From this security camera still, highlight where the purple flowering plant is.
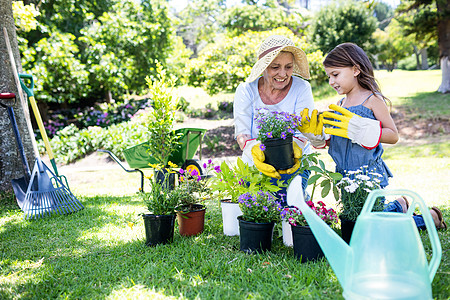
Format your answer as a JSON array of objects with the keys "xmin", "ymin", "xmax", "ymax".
[
  {"xmin": 281, "ymin": 200, "xmax": 338, "ymax": 227},
  {"xmin": 175, "ymin": 161, "xmax": 216, "ymax": 212},
  {"xmin": 254, "ymin": 108, "xmax": 301, "ymax": 147},
  {"xmin": 238, "ymin": 191, "xmax": 283, "ymax": 223}
]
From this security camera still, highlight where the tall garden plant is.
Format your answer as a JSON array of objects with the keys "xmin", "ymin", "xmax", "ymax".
[{"xmin": 144, "ymin": 63, "xmax": 181, "ymax": 166}]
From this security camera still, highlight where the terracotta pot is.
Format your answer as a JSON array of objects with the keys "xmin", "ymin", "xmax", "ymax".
[
  {"xmin": 262, "ymin": 136, "xmax": 294, "ymax": 170},
  {"xmin": 176, "ymin": 204, "xmax": 206, "ymax": 236},
  {"xmin": 220, "ymin": 199, "xmax": 242, "ymax": 236}
]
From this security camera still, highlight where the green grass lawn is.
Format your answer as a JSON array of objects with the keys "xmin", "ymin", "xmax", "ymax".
[{"xmin": 1, "ymin": 70, "xmax": 449, "ymax": 299}]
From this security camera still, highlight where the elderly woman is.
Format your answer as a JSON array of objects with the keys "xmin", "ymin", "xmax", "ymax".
[{"xmin": 234, "ymin": 35, "xmax": 315, "ymax": 200}]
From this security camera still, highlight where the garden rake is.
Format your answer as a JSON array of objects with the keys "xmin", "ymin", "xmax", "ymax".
[
  {"xmin": 4, "ymin": 27, "xmax": 83, "ymax": 219},
  {"xmin": 18, "ymin": 74, "xmax": 84, "ymax": 219}
]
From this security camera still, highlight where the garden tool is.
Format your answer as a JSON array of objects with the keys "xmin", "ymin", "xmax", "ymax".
[
  {"xmin": 19, "ymin": 73, "xmax": 70, "ymax": 189},
  {"xmin": 0, "ymin": 93, "xmax": 31, "ymax": 208},
  {"xmin": 17, "ymin": 74, "xmax": 84, "ymax": 219},
  {"xmin": 287, "ymin": 176, "xmax": 442, "ymax": 300},
  {"xmin": 322, "ymin": 104, "xmax": 381, "ymax": 149}
]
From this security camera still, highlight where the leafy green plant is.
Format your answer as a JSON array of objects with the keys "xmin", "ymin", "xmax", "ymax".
[
  {"xmin": 304, "ymin": 153, "xmax": 343, "ymax": 201},
  {"xmin": 143, "ymin": 167, "xmax": 179, "ymax": 215},
  {"xmin": 143, "ymin": 63, "xmax": 182, "ymax": 166},
  {"xmin": 210, "ymin": 158, "xmax": 284, "ymax": 203}
]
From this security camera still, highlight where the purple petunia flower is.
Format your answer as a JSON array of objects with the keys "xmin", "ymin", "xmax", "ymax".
[
  {"xmin": 260, "ymin": 144, "xmax": 266, "ymax": 151},
  {"xmin": 266, "ymin": 132, "xmax": 273, "ymax": 138},
  {"xmin": 214, "ymin": 165, "xmax": 222, "ymax": 173},
  {"xmin": 280, "ymin": 132, "xmax": 286, "ymax": 139},
  {"xmin": 203, "ymin": 163, "xmax": 207, "ymax": 169}
]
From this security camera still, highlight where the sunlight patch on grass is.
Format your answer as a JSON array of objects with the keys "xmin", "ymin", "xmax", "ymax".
[
  {"xmin": 108, "ymin": 285, "xmax": 177, "ymax": 300},
  {"xmin": 384, "ymin": 142, "xmax": 450, "ymax": 159}
]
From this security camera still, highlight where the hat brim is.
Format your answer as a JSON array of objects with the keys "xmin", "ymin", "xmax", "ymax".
[{"xmin": 246, "ymin": 45, "xmax": 310, "ymax": 83}]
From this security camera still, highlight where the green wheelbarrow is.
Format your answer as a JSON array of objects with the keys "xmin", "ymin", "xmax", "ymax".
[{"xmin": 98, "ymin": 127, "xmax": 207, "ymax": 192}]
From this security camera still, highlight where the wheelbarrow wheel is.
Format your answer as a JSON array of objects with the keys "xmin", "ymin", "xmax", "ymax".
[{"xmin": 182, "ymin": 159, "xmax": 203, "ymax": 176}]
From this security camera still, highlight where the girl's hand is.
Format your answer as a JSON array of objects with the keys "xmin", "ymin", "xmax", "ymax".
[
  {"xmin": 322, "ymin": 104, "xmax": 381, "ymax": 149},
  {"xmin": 297, "ymin": 108, "xmax": 329, "ymax": 148}
]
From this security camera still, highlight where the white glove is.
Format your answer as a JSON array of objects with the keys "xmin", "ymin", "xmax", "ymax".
[
  {"xmin": 322, "ymin": 104, "xmax": 381, "ymax": 149},
  {"xmin": 242, "ymin": 139, "xmax": 259, "ymax": 166}
]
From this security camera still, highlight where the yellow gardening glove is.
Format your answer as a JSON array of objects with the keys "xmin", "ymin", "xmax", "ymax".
[
  {"xmin": 251, "ymin": 143, "xmax": 303, "ymax": 178},
  {"xmin": 298, "ymin": 108, "xmax": 328, "ymax": 148},
  {"xmin": 298, "ymin": 108, "xmax": 324, "ymax": 135},
  {"xmin": 251, "ymin": 145, "xmax": 281, "ymax": 179},
  {"xmin": 322, "ymin": 104, "xmax": 381, "ymax": 149}
]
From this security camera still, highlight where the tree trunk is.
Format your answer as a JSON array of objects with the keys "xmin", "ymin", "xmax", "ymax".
[
  {"xmin": 437, "ymin": 0, "xmax": 450, "ymax": 93},
  {"xmin": 0, "ymin": 0, "xmax": 35, "ymax": 193},
  {"xmin": 437, "ymin": 56, "xmax": 450, "ymax": 93},
  {"xmin": 420, "ymin": 48, "xmax": 429, "ymax": 70},
  {"xmin": 413, "ymin": 45, "xmax": 421, "ymax": 70}
]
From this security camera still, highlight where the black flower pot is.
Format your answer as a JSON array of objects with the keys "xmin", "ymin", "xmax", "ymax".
[
  {"xmin": 340, "ymin": 216, "xmax": 356, "ymax": 245},
  {"xmin": 238, "ymin": 216, "xmax": 275, "ymax": 254},
  {"xmin": 263, "ymin": 136, "xmax": 294, "ymax": 170},
  {"xmin": 291, "ymin": 225, "xmax": 324, "ymax": 263},
  {"xmin": 143, "ymin": 214, "xmax": 176, "ymax": 246}
]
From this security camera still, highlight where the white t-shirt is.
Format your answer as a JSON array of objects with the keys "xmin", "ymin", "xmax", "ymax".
[{"xmin": 233, "ymin": 76, "xmax": 315, "ymax": 154}]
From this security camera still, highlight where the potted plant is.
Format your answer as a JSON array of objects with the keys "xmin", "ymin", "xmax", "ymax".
[
  {"xmin": 281, "ymin": 200, "xmax": 338, "ymax": 262},
  {"xmin": 141, "ymin": 167, "xmax": 180, "ymax": 246},
  {"xmin": 336, "ymin": 166, "xmax": 385, "ymax": 244},
  {"xmin": 210, "ymin": 158, "xmax": 284, "ymax": 236},
  {"xmin": 237, "ymin": 191, "xmax": 283, "ymax": 254},
  {"xmin": 175, "ymin": 167, "xmax": 213, "ymax": 236},
  {"xmin": 281, "ymin": 152, "xmax": 342, "ymax": 246},
  {"xmin": 254, "ymin": 108, "xmax": 301, "ymax": 170}
]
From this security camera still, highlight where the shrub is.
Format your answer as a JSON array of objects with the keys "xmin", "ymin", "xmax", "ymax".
[{"xmin": 184, "ymin": 27, "xmax": 326, "ymax": 95}]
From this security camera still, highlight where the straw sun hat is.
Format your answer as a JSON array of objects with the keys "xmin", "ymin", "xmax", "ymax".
[{"xmin": 246, "ymin": 35, "xmax": 310, "ymax": 83}]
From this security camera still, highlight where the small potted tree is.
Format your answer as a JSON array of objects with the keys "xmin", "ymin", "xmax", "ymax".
[
  {"xmin": 142, "ymin": 168, "xmax": 180, "ymax": 246},
  {"xmin": 336, "ymin": 166, "xmax": 385, "ymax": 244}
]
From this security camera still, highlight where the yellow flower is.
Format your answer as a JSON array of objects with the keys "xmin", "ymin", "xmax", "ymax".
[
  {"xmin": 167, "ymin": 161, "xmax": 178, "ymax": 168},
  {"xmin": 127, "ymin": 222, "xmax": 134, "ymax": 229}
]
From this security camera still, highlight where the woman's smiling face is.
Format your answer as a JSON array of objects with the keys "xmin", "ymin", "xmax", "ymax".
[{"xmin": 263, "ymin": 51, "xmax": 294, "ymax": 90}]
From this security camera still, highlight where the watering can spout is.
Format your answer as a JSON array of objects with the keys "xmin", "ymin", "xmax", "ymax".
[{"xmin": 287, "ymin": 176, "xmax": 352, "ymax": 287}]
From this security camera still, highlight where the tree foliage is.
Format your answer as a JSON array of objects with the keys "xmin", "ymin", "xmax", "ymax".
[
  {"xmin": 309, "ymin": 0, "xmax": 377, "ymax": 54},
  {"xmin": 184, "ymin": 27, "xmax": 326, "ymax": 95},
  {"xmin": 222, "ymin": 3, "xmax": 308, "ymax": 36},
  {"xmin": 373, "ymin": 19, "xmax": 414, "ymax": 71}
]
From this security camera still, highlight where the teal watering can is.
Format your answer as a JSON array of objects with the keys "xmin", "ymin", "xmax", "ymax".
[{"xmin": 287, "ymin": 176, "xmax": 442, "ymax": 300}]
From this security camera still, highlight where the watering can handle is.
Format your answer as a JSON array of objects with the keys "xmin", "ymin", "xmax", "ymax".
[
  {"xmin": 363, "ymin": 189, "xmax": 442, "ymax": 282},
  {"xmin": 19, "ymin": 74, "xmax": 34, "ymax": 97}
]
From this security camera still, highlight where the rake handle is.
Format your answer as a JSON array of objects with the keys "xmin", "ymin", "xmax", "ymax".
[
  {"xmin": 19, "ymin": 74, "xmax": 58, "ymax": 176},
  {"xmin": 3, "ymin": 27, "xmax": 39, "ymax": 157}
]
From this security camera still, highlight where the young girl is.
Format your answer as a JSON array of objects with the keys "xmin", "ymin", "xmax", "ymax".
[{"xmin": 299, "ymin": 43, "xmax": 446, "ymax": 230}]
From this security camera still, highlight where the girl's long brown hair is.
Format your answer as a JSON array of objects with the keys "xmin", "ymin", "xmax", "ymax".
[{"xmin": 323, "ymin": 43, "xmax": 391, "ymax": 107}]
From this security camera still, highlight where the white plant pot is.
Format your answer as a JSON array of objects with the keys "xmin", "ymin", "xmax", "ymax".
[
  {"xmin": 221, "ymin": 200, "xmax": 242, "ymax": 236},
  {"xmin": 282, "ymin": 219, "xmax": 293, "ymax": 247}
]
